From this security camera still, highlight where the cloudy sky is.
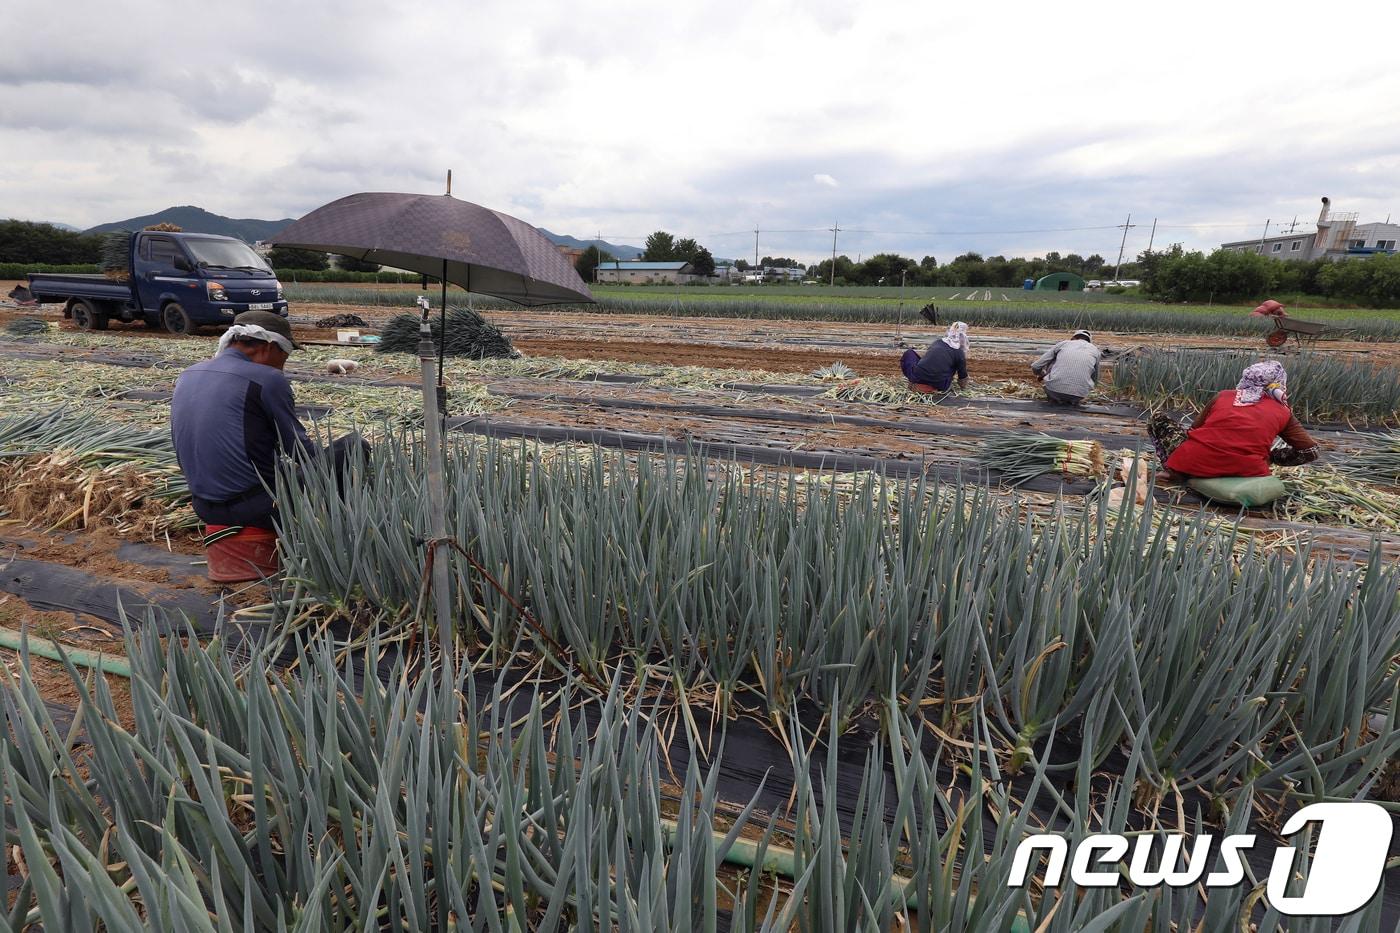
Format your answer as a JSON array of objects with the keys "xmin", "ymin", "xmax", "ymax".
[{"xmin": 4, "ymin": 0, "xmax": 1397, "ymax": 264}]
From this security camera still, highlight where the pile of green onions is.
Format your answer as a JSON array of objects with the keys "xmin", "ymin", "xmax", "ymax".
[
  {"xmin": 1341, "ymin": 429, "xmax": 1400, "ymax": 486},
  {"xmin": 1275, "ymin": 467, "xmax": 1400, "ymax": 531},
  {"xmin": 978, "ymin": 432, "xmax": 1106, "ymax": 486}
]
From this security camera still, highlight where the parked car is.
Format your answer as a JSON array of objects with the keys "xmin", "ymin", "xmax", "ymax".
[{"xmin": 26, "ymin": 231, "xmax": 288, "ymax": 334}]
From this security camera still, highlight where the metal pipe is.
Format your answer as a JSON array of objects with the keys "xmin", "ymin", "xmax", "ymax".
[
  {"xmin": 438, "ymin": 258, "xmax": 448, "ymax": 389},
  {"xmin": 417, "ymin": 295, "xmax": 454, "ymax": 664}
]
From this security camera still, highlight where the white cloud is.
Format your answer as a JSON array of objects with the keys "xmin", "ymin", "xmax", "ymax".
[{"xmin": 2, "ymin": 0, "xmax": 1397, "ymax": 264}]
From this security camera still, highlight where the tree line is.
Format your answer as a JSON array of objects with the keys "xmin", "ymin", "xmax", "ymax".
[
  {"xmin": 1138, "ymin": 246, "xmax": 1400, "ymax": 307},
  {"xmin": 7, "ymin": 218, "xmax": 1396, "ymax": 305},
  {"xmin": 0, "ymin": 220, "xmax": 103, "ymax": 264},
  {"xmin": 805, "ymin": 251, "xmax": 1119, "ymax": 288}
]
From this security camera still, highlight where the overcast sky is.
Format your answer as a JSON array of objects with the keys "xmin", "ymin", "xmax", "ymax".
[{"xmin": 4, "ymin": 0, "xmax": 1397, "ymax": 264}]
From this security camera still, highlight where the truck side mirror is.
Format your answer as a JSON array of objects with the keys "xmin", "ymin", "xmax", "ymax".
[{"xmin": 174, "ymin": 256, "xmax": 192, "ymax": 272}]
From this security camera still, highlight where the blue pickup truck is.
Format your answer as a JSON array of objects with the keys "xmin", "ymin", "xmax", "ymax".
[{"xmin": 26, "ymin": 231, "xmax": 289, "ymax": 334}]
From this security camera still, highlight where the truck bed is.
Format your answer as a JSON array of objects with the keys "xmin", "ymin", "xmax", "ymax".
[{"xmin": 26, "ymin": 273, "xmax": 134, "ymax": 304}]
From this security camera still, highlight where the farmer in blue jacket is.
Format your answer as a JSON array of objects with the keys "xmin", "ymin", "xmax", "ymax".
[
  {"xmin": 901, "ymin": 322, "xmax": 970, "ymax": 392},
  {"xmin": 171, "ymin": 311, "xmax": 366, "ymax": 531}
]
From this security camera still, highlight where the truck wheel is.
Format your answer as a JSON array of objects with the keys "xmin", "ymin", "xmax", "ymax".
[
  {"xmin": 71, "ymin": 298, "xmax": 109, "ymax": 331},
  {"xmin": 162, "ymin": 302, "xmax": 196, "ymax": 335}
]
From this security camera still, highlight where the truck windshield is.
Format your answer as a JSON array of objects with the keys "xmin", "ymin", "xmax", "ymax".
[{"xmin": 184, "ymin": 238, "xmax": 273, "ymax": 274}]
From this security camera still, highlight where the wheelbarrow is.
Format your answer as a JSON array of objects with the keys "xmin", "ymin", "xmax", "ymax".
[
  {"xmin": 1250, "ymin": 300, "xmax": 1326, "ymax": 350},
  {"xmin": 1265, "ymin": 315, "xmax": 1327, "ymax": 349}
]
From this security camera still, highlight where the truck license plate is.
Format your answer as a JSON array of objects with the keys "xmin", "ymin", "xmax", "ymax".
[{"xmin": 248, "ymin": 302, "xmax": 274, "ymax": 311}]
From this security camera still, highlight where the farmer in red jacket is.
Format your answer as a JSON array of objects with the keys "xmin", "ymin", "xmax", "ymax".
[{"xmin": 1148, "ymin": 360, "xmax": 1320, "ymax": 478}]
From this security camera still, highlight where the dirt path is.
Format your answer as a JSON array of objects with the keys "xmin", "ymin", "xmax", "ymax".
[{"xmin": 512, "ymin": 337, "xmax": 1037, "ymax": 381}]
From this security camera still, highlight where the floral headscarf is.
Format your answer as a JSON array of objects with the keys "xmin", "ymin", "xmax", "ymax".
[
  {"xmin": 941, "ymin": 321, "xmax": 969, "ymax": 351},
  {"xmin": 1233, "ymin": 360, "xmax": 1288, "ymax": 407}
]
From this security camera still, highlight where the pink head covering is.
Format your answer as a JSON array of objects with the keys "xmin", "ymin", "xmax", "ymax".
[{"xmin": 1251, "ymin": 300, "xmax": 1286, "ymax": 318}]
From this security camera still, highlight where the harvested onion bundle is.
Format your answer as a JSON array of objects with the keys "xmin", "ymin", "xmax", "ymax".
[{"xmin": 978, "ymin": 432, "xmax": 1106, "ymax": 487}]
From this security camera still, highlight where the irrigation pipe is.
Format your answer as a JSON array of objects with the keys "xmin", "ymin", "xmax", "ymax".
[
  {"xmin": 0, "ymin": 626, "xmax": 1030, "ymax": 928},
  {"xmin": 0, "ymin": 626, "xmax": 133, "ymax": 678},
  {"xmin": 659, "ymin": 814, "xmax": 1033, "ymax": 929}
]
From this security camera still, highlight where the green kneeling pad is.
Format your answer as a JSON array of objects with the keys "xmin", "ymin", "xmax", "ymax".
[{"xmin": 1187, "ymin": 475, "xmax": 1287, "ymax": 507}]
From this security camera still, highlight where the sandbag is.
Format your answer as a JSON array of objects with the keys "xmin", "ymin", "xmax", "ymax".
[{"xmin": 1188, "ymin": 475, "xmax": 1287, "ymax": 507}]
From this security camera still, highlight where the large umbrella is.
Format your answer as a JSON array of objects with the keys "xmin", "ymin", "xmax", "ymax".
[
  {"xmin": 271, "ymin": 191, "xmax": 595, "ymax": 654},
  {"xmin": 271, "ymin": 191, "xmax": 593, "ymax": 307}
]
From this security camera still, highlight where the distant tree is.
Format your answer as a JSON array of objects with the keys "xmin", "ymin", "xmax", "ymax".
[
  {"xmin": 643, "ymin": 231, "xmax": 679, "ymax": 261},
  {"xmin": 687, "ymin": 246, "xmax": 716, "ymax": 277},
  {"xmin": 267, "ymin": 247, "xmax": 329, "ymax": 271},
  {"xmin": 651, "ymin": 234, "xmax": 716, "ymax": 275},
  {"xmin": 575, "ymin": 245, "xmax": 615, "ymax": 282},
  {"xmin": 809, "ymin": 255, "xmax": 857, "ymax": 285},
  {"xmin": 734, "ymin": 259, "xmax": 751, "ymax": 271},
  {"xmin": 337, "ymin": 255, "xmax": 380, "ymax": 273},
  {"xmin": 941, "ymin": 252, "xmax": 989, "ymax": 287},
  {"xmin": 0, "ymin": 220, "xmax": 103, "ymax": 265},
  {"xmin": 1082, "ymin": 254, "xmax": 1106, "ymax": 276},
  {"xmin": 760, "ymin": 256, "xmax": 802, "ymax": 269},
  {"xmin": 855, "ymin": 253, "xmax": 917, "ymax": 286}
]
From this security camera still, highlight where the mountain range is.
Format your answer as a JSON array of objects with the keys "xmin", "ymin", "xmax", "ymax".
[
  {"xmin": 78, "ymin": 206, "xmax": 645, "ymax": 259},
  {"xmin": 85, "ymin": 206, "xmax": 295, "ymax": 244}
]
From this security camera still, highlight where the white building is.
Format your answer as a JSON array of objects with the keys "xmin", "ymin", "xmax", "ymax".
[
  {"xmin": 1221, "ymin": 198, "xmax": 1399, "ymax": 261},
  {"xmin": 594, "ymin": 261, "xmax": 698, "ymax": 284}
]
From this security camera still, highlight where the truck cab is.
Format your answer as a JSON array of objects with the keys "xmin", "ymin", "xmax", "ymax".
[
  {"xmin": 27, "ymin": 231, "xmax": 289, "ymax": 334},
  {"xmin": 132, "ymin": 233, "xmax": 288, "ymax": 334}
]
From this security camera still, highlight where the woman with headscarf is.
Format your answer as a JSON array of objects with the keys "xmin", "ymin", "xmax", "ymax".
[
  {"xmin": 1147, "ymin": 360, "xmax": 1320, "ymax": 478},
  {"xmin": 901, "ymin": 321, "xmax": 970, "ymax": 392}
]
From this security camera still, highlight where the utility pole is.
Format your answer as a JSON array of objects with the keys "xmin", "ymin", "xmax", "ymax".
[
  {"xmin": 896, "ymin": 269, "xmax": 907, "ymax": 346},
  {"xmin": 1257, "ymin": 219, "xmax": 1270, "ymax": 253},
  {"xmin": 753, "ymin": 226, "xmax": 760, "ymax": 273},
  {"xmin": 1113, "ymin": 214, "xmax": 1136, "ymax": 283},
  {"xmin": 1146, "ymin": 217, "xmax": 1157, "ymax": 253},
  {"xmin": 829, "ymin": 220, "xmax": 841, "ymax": 287},
  {"xmin": 1284, "ymin": 215, "xmax": 1299, "ymax": 234}
]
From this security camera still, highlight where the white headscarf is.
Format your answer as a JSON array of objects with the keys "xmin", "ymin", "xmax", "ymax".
[
  {"xmin": 941, "ymin": 321, "xmax": 969, "ymax": 351},
  {"xmin": 217, "ymin": 323, "xmax": 295, "ymax": 357}
]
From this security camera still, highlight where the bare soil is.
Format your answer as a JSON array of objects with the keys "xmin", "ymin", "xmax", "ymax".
[
  {"xmin": 509, "ymin": 336, "xmax": 1059, "ymax": 384},
  {"xmin": 0, "ymin": 646, "xmax": 136, "ymax": 732},
  {"xmin": 9, "ymin": 294, "xmax": 1398, "ymax": 370}
]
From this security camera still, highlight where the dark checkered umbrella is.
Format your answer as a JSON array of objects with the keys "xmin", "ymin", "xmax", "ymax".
[
  {"xmin": 270, "ymin": 191, "xmax": 593, "ymax": 307},
  {"xmin": 271, "ymin": 192, "xmax": 594, "ymax": 647}
]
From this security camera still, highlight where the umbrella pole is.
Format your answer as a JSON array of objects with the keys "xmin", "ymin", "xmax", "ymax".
[
  {"xmin": 416, "ymin": 296, "xmax": 455, "ymax": 667},
  {"xmin": 438, "ymin": 259, "xmax": 448, "ymax": 391}
]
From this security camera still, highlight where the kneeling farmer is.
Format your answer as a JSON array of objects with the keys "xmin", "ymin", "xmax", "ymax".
[
  {"xmin": 1030, "ymin": 330, "xmax": 1101, "ymax": 405},
  {"xmin": 1148, "ymin": 361, "xmax": 1320, "ymax": 506},
  {"xmin": 901, "ymin": 322, "xmax": 970, "ymax": 392},
  {"xmin": 171, "ymin": 311, "xmax": 364, "ymax": 578}
]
